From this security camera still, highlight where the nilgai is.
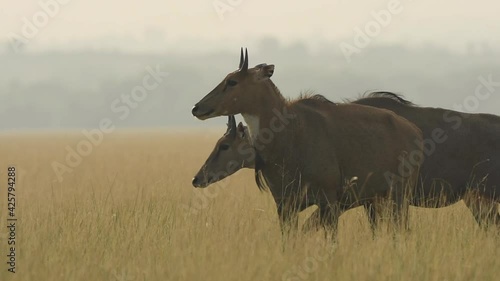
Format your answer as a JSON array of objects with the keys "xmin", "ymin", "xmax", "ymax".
[
  {"xmin": 191, "ymin": 49, "xmax": 424, "ymax": 234},
  {"xmin": 355, "ymin": 92, "xmax": 500, "ymax": 227},
  {"xmin": 192, "ymin": 115, "xmax": 254, "ymax": 188}
]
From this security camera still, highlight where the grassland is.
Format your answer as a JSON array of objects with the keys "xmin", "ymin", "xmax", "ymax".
[{"xmin": 0, "ymin": 130, "xmax": 498, "ymax": 281}]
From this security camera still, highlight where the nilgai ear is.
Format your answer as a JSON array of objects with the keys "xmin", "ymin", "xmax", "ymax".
[
  {"xmin": 237, "ymin": 122, "xmax": 246, "ymax": 138},
  {"xmin": 257, "ymin": 64, "xmax": 274, "ymax": 80}
]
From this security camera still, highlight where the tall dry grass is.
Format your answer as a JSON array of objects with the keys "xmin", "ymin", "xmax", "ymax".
[{"xmin": 0, "ymin": 130, "xmax": 498, "ymax": 281}]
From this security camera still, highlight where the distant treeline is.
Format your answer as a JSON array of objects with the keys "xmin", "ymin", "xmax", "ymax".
[{"xmin": 1, "ymin": 39, "xmax": 499, "ymax": 130}]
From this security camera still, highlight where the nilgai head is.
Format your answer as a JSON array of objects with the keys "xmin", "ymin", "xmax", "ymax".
[
  {"xmin": 192, "ymin": 116, "xmax": 255, "ymax": 188},
  {"xmin": 191, "ymin": 48, "xmax": 275, "ymax": 119}
]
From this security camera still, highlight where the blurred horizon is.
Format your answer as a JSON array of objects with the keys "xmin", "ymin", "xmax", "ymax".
[{"xmin": 1, "ymin": 0, "xmax": 500, "ymax": 131}]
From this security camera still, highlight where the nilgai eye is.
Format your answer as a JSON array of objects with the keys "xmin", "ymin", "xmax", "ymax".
[
  {"xmin": 226, "ymin": 80, "xmax": 238, "ymax": 86},
  {"xmin": 220, "ymin": 144, "xmax": 230, "ymax": 151}
]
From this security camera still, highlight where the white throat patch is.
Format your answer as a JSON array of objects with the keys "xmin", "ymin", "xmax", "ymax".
[{"xmin": 242, "ymin": 114, "xmax": 259, "ymax": 144}]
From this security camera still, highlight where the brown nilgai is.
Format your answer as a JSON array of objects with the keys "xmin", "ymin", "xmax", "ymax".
[{"xmin": 191, "ymin": 48, "xmax": 424, "ymax": 236}]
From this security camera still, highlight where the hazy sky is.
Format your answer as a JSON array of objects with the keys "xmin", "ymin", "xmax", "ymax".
[
  {"xmin": 1, "ymin": 1, "xmax": 500, "ymax": 130},
  {"xmin": 2, "ymin": 0, "xmax": 500, "ymax": 53}
]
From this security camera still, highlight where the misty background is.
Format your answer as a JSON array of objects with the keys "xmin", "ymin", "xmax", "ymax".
[{"xmin": 1, "ymin": 0, "xmax": 500, "ymax": 131}]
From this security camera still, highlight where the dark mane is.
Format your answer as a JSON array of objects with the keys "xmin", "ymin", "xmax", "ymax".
[
  {"xmin": 254, "ymin": 152, "xmax": 269, "ymax": 191},
  {"xmin": 290, "ymin": 91, "xmax": 336, "ymax": 105},
  {"xmin": 364, "ymin": 91, "xmax": 416, "ymax": 106}
]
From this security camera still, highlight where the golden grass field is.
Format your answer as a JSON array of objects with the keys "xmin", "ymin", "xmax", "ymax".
[{"xmin": 0, "ymin": 130, "xmax": 499, "ymax": 281}]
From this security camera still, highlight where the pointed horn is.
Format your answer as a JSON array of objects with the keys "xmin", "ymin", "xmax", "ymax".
[
  {"xmin": 239, "ymin": 48, "xmax": 244, "ymax": 69},
  {"xmin": 226, "ymin": 115, "xmax": 236, "ymax": 136},
  {"xmin": 242, "ymin": 48, "xmax": 248, "ymax": 71}
]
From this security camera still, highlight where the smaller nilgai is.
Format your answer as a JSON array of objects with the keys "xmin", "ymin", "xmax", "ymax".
[
  {"xmin": 192, "ymin": 115, "xmax": 254, "ymax": 188},
  {"xmin": 192, "ymin": 48, "xmax": 424, "ymax": 234},
  {"xmin": 192, "ymin": 115, "xmax": 324, "ymax": 232}
]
